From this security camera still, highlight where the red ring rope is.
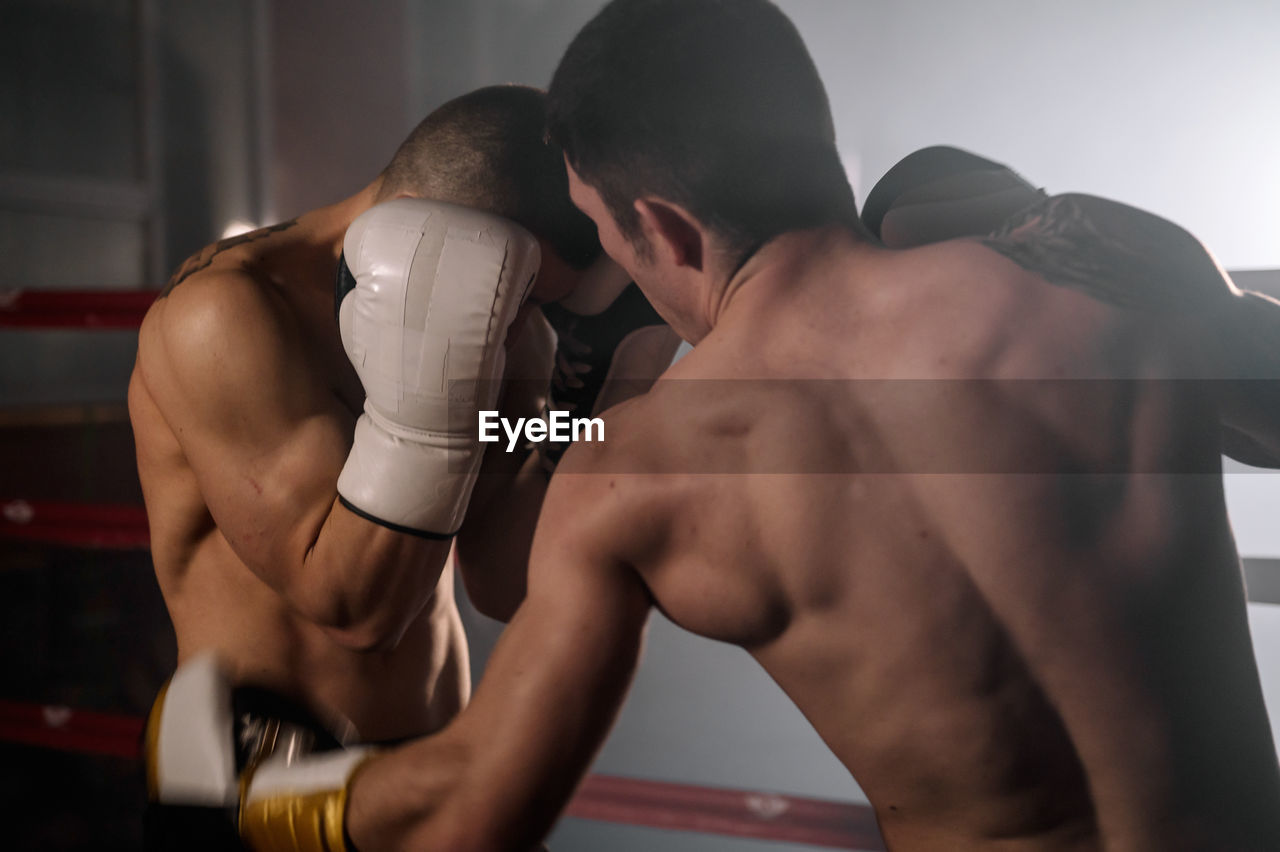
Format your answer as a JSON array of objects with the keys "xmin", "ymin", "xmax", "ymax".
[
  {"xmin": 568, "ymin": 773, "xmax": 883, "ymax": 849},
  {"xmin": 0, "ymin": 699, "xmax": 883, "ymax": 849},
  {"xmin": 0, "ymin": 700, "xmax": 145, "ymax": 760},
  {"xmin": 0, "ymin": 289, "xmax": 157, "ymax": 329},
  {"xmin": 1, "ymin": 500, "xmax": 150, "ymax": 549}
]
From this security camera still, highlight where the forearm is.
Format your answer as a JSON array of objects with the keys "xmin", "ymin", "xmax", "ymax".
[
  {"xmin": 454, "ymin": 312, "xmax": 556, "ymax": 620},
  {"xmin": 455, "ymin": 452, "xmax": 548, "ymax": 621},
  {"xmin": 347, "ymin": 588, "xmax": 647, "ymax": 850},
  {"xmin": 1214, "ymin": 291, "xmax": 1280, "ymax": 467}
]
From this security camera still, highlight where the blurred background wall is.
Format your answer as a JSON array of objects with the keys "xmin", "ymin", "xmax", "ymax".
[{"xmin": 1, "ymin": 1, "xmax": 1277, "ymax": 849}]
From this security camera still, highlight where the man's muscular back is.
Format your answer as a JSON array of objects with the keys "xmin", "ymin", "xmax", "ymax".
[
  {"xmin": 599, "ymin": 233, "xmax": 1280, "ymax": 850},
  {"xmin": 129, "ymin": 202, "xmax": 466, "ymax": 742}
]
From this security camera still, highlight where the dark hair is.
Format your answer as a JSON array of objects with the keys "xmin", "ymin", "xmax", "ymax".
[
  {"xmin": 380, "ymin": 85, "xmax": 601, "ymax": 269},
  {"xmin": 548, "ymin": 0, "xmax": 857, "ymax": 265}
]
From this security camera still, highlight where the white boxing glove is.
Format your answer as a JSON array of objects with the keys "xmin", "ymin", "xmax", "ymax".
[
  {"xmin": 144, "ymin": 654, "xmax": 374, "ymax": 852},
  {"xmin": 337, "ymin": 198, "xmax": 540, "ymax": 537},
  {"xmin": 145, "ymin": 653, "xmax": 239, "ymax": 808}
]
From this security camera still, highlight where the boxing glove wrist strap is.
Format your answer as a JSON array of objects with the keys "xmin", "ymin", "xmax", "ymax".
[{"xmin": 239, "ymin": 748, "xmax": 376, "ymax": 852}]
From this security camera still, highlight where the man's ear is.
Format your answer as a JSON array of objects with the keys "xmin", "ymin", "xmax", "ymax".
[{"xmin": 634, "ymin": 198, "xmax": 704, "ymax": 272}]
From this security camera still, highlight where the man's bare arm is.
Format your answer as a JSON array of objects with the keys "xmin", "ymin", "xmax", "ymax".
[
  {"xmin": 453, "ymin": 312, "xmax": 554, "ymax": 621},
  {"xmin": 345, "ymin": 452, "xmax": 652, "ymax": 850},
  {"xmin": 1215, "ymin": 290, "xmax": 1280, "ymax": 465},
  {"xmin": 980, "ymin": 193, "xmax": 1233, "ymax": 312},
  {"xmin": 137, "ymin": 271, "xmax": 451, "ymax": 649},
  {"xmin": 454, "ymin": 450, "xmax": 548, "ymax": 621},
  {"xmin": 981, "ymin": 193, "xmax": 1280, "ymax": 467}
]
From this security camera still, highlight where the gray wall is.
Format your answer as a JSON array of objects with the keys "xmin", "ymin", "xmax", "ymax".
[
  {"xmin": 1, "ymin": 0, "xmax": 258, "ymax": 409},
  {"xmin": 783, "ymin": 0, "xmax": 1280, "ymax": 271},
  {"xmin": 270, "ymin": 0, "xmax": 412, "ymax": 218}
]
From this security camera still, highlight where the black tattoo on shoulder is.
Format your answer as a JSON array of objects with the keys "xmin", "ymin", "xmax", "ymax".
[
  {"xmin": 980, "ymin": 194, "xmax": 1174, "ymax": 311},
  {"xmin": 160, "ymin": 219, "xmax": 299, "ymax": 297}
]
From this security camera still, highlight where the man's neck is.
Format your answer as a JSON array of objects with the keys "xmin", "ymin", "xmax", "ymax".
[
  {"xmin": 706, "ymin": 225, "xmax": 868, "ymax": 333},
  {"xmin": 241, "ymin": 181, "xmax": 382, "ymax": 307},
  {"xmin": 312, "ymin": 179, "xmax": 384, "ymax": 262}
]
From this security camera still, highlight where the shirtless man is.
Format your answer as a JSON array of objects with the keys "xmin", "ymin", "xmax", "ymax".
[
  {"xmin": 129, "ymin": 85, "xmax": 609, "ymax": 846},
  {"xmin": 207, "ymin": 3, "xmax": 1280, "ymax": 850}
]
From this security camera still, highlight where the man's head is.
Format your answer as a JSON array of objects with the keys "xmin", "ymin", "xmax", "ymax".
[
  {"xmin": 379, "ymin": 84, "xmax": 601, "ymax": 302},
  {"xmin": 548, "ymin": 0, "xmax": 856, "ymax": 286}
]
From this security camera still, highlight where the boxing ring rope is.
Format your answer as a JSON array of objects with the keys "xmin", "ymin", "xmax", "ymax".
[
  {"xmin": 2, "ymin": 289, "xmax": 885, "ymax": 847},
  {"xmin": 0, "ymin": 696, "xmax": 883, "ymax": 849},
  {"xmin": 0, "ymin": 699, "xmax": 146, "ymax": 761},
  {"xmin": 567, "ymin": 775, "xmax": 883, "ymax": 848},
  {"xmin": 0, "ymin": 289, "xmax": 157, "ymax": 329},
  {"xmin": 1, "ymin": 500, "xmax": 150, "ymax": 549}
]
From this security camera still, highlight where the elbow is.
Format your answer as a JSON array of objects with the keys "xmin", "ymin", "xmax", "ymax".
[
  {"xmin": 406, "ymin": 825, "xmax": 487, "ymax": 852},
  {"xmin": 403, "ymin": 812, "xmax": 531, "ymax": 852}
]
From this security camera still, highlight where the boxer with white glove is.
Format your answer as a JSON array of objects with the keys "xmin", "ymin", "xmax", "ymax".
[
  {"xmin": 131, "ymin": 85, "xmax": 605, "ymax": 850},
  {"xmin": 335, "ymin": 198, "xmax": 540, "ymax": 537},
  {"xmin": 144, "ymin": 199, "xmax": 544, "ymax": 852}
]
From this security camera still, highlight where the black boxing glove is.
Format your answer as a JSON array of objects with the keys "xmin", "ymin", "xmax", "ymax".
[{"xmin": 862, "ymin": 145, "xmax": 1046, "ymax": 248}]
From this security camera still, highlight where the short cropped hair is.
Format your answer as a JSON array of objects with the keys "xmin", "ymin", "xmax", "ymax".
[
  {"xmin": 547, "ymin": 0, "xmax": 857, "ymax": 265},
  {"xmin": 380, "ymin": 85, "xmax": 601, "ymax": 269}
]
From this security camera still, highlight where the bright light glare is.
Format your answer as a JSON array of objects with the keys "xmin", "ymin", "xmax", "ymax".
[{"xmin": 221, "ymin": 219, "xmax": 258, "ymax": 239}]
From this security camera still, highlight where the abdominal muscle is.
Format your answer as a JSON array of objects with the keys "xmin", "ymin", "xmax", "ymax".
[{"xmin": 160, "ymin": 530, "xmax": 468, "ymax": 744}]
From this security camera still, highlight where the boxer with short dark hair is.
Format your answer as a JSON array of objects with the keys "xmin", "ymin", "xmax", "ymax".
[
  {"xmin": 204, "ymin": 3, "xmax": 1280, "ymax": 850},
  {"xmin": 544, "ymin": 0, "xmax": 861, "ymax": 271}
]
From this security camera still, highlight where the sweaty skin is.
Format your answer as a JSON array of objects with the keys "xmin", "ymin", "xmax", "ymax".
[
  {"xmin": 345, "ymin": 174, "xmax": 1280, "ymax": 850},
  {"xmin": 130, "ymin": 181, "xmax": 559, "ymax": 741}
]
